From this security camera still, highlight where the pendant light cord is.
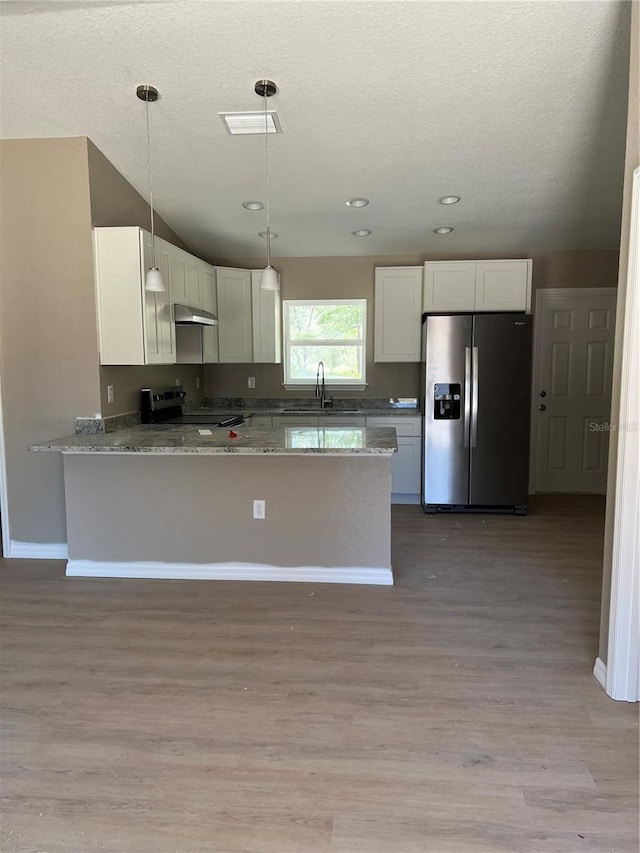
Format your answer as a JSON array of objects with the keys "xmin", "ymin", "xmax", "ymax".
[
  {"xmin": 263, "ymin": 82, "xmax": 272, "ymax": 267},
  {"xmin": 145, "ymin": 96, "xmax": 157, "ymax": 269}
]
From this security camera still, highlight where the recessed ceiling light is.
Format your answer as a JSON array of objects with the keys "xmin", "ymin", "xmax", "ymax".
[
  {"xmin": 346, "ymin": 198, "xmax": 370, "ymax": 208},
  {"xmin": 433, "ymin": 226, "xmax": 454, "ymax": 234},
  {"xmin": 242, "ymin": 201, "xmax": 264, "ymax": 210},
  {"xmin": 220, "ymin": 111, "xmax": 282, "ymax": 135},
  {"xmin": 438, "ymin": 195, "xmax": 461, "ymax": 205},
  {"xmin": 258, "ymin": 230, "xmax": 278, "ymax": 239},
  {"xmin": 351, "ymin": 229, "xmax": 372, "ymax": 237}
]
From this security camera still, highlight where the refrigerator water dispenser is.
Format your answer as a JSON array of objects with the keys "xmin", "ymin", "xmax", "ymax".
[{"xmin": 434, "ymin": 383, "xmax": 461, "ymax": 420}]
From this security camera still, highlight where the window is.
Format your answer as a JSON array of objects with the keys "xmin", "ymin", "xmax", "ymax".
[{"xmin": 283, "ymin": 299, "xmax": 367, "ymax": 387}]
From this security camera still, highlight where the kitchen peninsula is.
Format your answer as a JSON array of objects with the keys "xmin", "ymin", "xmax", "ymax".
[{"xmin": 31, "ymin": 424, "xmax": 397, "ymax": 585}]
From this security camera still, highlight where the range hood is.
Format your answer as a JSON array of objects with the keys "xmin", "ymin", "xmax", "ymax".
[{"xmin": 173, "ymin": 303, "xmax": 219, "ymax": 326}]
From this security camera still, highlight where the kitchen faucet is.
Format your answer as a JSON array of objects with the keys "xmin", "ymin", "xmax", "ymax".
[{"xmin": 315, "ymin": 360, "xmax": 332, "ymax": 409}]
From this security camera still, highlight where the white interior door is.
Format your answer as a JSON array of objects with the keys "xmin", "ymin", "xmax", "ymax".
[{"xmin": 532, "ymin": 288, "xmax": 617, "ymax": 493}]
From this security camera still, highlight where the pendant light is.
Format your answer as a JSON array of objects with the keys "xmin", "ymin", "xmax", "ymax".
[
  {"xmin": 136, "ymin": 84, "xmax": 165, "ymax": 292},
  {"xmin": 255, "ymin": 79, "xmax": 279, "ymax": 292}
]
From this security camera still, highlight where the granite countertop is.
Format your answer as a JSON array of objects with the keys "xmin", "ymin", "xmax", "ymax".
[
  {"xmin": 255, "ymin": 408, "xmax": 421, "ymax": 417},
  {"xmin": 31, "ymin": 424, "xmax": 398, "ymax": 455},
  {"xmin": 195, "ymin": 407, "xmax": 422, "ymax": 418}
]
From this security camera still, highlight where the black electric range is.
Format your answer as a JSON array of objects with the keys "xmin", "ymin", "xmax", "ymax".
[{"xmin": 141, "ymin": 386, "xmax": 246, "ymax": 428}]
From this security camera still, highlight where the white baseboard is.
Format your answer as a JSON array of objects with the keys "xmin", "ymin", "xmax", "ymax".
[
  {"xmin": 66, "ymin": 560, "xmax": 394, "ymax": 586},
  {"xmin": 9, "ymin": 541, "xmax": 68, "ymax": 560},
  {"xmin": 593, "ymin": 656, "xmax": 607, "ymax": 689}
]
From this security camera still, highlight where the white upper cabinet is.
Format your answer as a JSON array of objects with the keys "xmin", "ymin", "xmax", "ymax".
[
  {"xmin": 374, "ymin": 267, "xmax": 423, "ymax": 362},
  {"xmin": 216, "ymin": 267, "xmax": 253, "ymax": 363},
  {"xmin": 175, "ymin": 262, "xmax": 219, "ymax": 364},
  {"xmin": 251, "ymin": 270, "xmax": 281, "ymax": 364},
  {"xmin": 474, "ymin": 261, "xmax": 531, "ymax": 312},
  {"xmin": 185, "ymin": 256, "xmax": 203, "ymax": 308},
  {"xmin": 424, "ymin": 260, "xmax": 532, "ymax": 313},
  {"xmin": 423, "ymin": 262, "xmax": 476, "ymax": 313},
  {"xmin": 94, "ymin": 226, "xmax": 176, "ymax": 365}
]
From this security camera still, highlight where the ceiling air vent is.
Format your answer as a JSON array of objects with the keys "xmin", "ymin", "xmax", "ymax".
[{"xmin": 219, "ymin": 111, "xmax": 282, "ymax": 135}]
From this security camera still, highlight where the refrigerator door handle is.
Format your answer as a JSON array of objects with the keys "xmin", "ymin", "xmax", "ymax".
[
  {"xmin": 471, "ymin": 346, "xmax": 479, "ymax": 448},
  {"xmin": 464, "ymin": 346, "xmax": 472, "ymax": 448}
]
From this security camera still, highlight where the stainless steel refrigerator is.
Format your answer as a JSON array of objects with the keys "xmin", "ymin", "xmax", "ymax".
[{"xmin": 422, "ymin": 314, "xmax": 532, "ymax": 514}]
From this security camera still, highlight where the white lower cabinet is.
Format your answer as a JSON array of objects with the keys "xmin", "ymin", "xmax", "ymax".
[
  {"xmin": 366, "ymin": 416, "xmax": 422, "ymax": 504},
  {"xmin": 390, "ymin": 437, "xmax": 422, "ymax": 502}
]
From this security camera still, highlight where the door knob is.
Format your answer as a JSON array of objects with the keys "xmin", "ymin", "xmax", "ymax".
[
  {"xmin": 538, "ymin": 404, "xmax": 546, "ymax": 411},
  {"xmin": 539, "ymin": 390, "xmax": 547, "ymax": 397}
]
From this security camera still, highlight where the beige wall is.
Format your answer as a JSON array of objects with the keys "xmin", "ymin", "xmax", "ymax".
[
  {"xmin": 63, "ymin": 454, "xmax": 391, "ymax": 569},
  {"xmin": 204, "ymin": 249, "xmax": 619, "ymax": 400},
  {"xmin": 0, "ymin": 138, "xmax": 101, "ymax": 544},
  {"xmin": 86, "ymin": 141, "xmax": 203, "ymax": 416},
  {"xmin": 600, "ymin": 1, "xmax": 640, "ymax": 664}
]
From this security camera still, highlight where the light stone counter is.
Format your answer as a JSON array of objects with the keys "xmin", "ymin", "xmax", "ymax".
[
  {"xmin": 30, "ymin": 425, "xmax": 396, "ymax": 586},
  {"xmin": 31, "ymin": 425, "xmax": 397, "ymax": 455}
]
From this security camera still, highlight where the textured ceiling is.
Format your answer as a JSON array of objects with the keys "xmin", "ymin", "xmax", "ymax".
[{"xmin": 0, "ymin": 0, "xmax": 631, "ymax": 260}]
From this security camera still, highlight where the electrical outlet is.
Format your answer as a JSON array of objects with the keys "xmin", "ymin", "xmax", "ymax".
[
  {"xmin": 196, "ymin": 376, "xmax": 200, "ymax": 390},
  {"xmin": 248, "ymin": 376, "xmax": 256, "ymax": 389},
  {"xmin": 253, "ymin": 499, "xmax": 266, "ymax": 520},
  {"xmin": 107, "ymin": 385, "xmax": 114, "ymax": 404},
  {"xmin": 175, "ymin": 378, "xmax": 180, "ymax": 386}
]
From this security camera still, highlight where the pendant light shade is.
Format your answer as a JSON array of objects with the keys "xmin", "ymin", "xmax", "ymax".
[
  {"xmin": 137, "ymin": 84, "xmax": 165, "ymax": 293},
  {"xmin": 260, "ymin": 264, "xmax": 279, "ymax": 291},
  {"xmin": 145, "ymin": 267, "xmax": 165, "ymax": 292},
  {"xmin": 255, "ymin": 79, "xmax": 279, "ymax": 292}
]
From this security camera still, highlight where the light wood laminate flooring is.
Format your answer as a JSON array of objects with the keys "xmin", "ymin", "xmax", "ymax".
[{"xmin": 1, "ymin": 496, "xmax": 638, "ymax": 852}]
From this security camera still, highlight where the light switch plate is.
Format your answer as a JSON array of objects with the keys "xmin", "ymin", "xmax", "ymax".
[{"xmin": 248, "ymin": 376, "xmax": 256, "ymax": 389}]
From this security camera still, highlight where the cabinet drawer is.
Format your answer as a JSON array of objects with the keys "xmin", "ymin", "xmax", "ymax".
[
  {"xmin": 272, "ymin": 416, "xmax": 319, "ymax": 427},
  {"xmin": 366, "ymin": 416, "xmax": 422, "ymax": 437},
  {"xmin": 249, "ymin": 415, "xmax": 272, "ymax": 428},
  {"xmin": 325, "ymin": 416, "xmax": 366, "ymax": 427}
]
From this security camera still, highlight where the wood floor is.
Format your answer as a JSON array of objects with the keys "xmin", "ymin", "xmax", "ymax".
[{"xmin": 1, "ymin": 496, "xmax": 638, "ymax": 853}]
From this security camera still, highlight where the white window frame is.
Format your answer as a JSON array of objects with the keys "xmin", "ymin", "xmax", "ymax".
[{"xmin": 283, "ymin": 299, "xmax": 367, "ymax": 389}]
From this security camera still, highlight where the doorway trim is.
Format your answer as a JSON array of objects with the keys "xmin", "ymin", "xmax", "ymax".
[
  {"xmin": 0, "ymin": 363, "xmax": 11, "ymax": 557},
  {"xmin": 529, "ymin": 287, "xmax": 617, "ymax": 494},
  {"xmin": 601, "ymin": 166, "xmax": 640, "ymax": 703}
]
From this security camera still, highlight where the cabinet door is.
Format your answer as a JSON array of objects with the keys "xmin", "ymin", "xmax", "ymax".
[
  {"xmin": 169, "ymin": 250, "xmax": 188, "ymax": 304},
  {"xmin": 94, "ymin": 227, "xmax": 145, "ymax": 365},
  {"xmin": 475, "ymin": 260, "xmax": 531, "ymax": 312},
  {"xmin": 251, "ymin": 270, "xmax": 282, "ymax": 363},
  {"xmin": 424, "ymin": 262, "xmax": 476, "ymax": 312},
  {"xmin": 185, "ymin": 258, "xmax": 202, "ymax": 308},
  {"xmin": 391, "ymin": 436, "xmax": 422, "ymax": 500},
  {"xmin": 374, "ymin": 267, "xmax": 423, "ymax": 362},
  {"xmin": 216, "ymin": 267, "xmax": 253, "ymax": 363},
  {"xmin": 201, "ymin": 265, "xmax": 219, "ymax": 363},
  {"xmin": 141, "ymin": 231, "xmax": 175, "ymax": 364}
]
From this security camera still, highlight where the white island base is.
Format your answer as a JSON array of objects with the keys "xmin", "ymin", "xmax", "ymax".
[{"xmin": 62, "ymin": 453, "xmax": 393, "ymax": 585}]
